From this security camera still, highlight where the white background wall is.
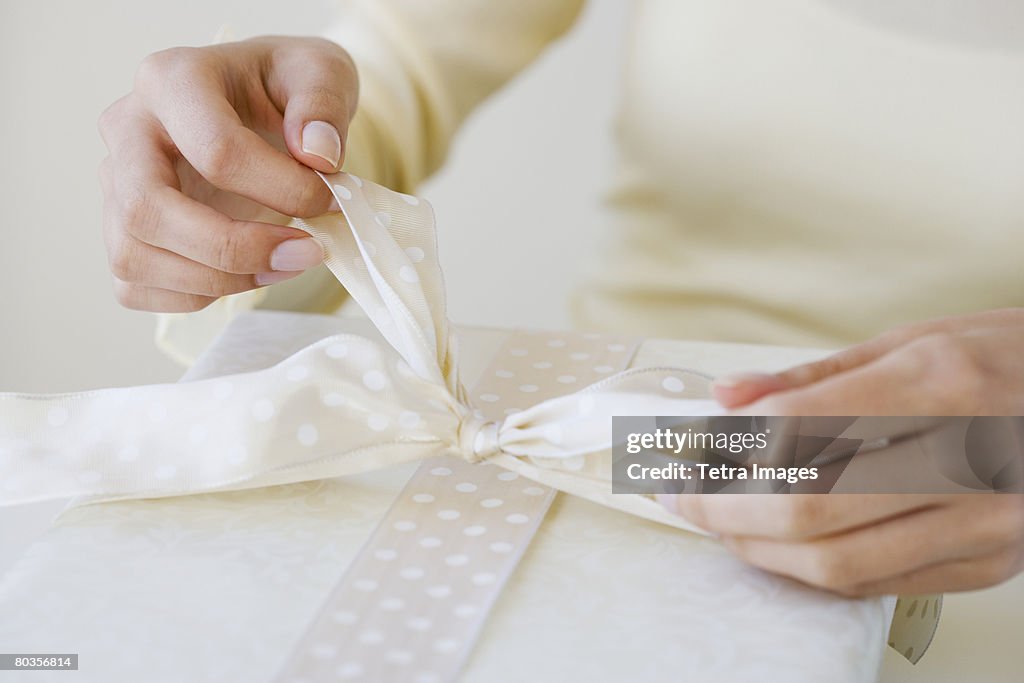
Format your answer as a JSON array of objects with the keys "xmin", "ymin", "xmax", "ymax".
[{"xmin": 0, "ymin": 3, "xmax": 1019, "ymax": 682}]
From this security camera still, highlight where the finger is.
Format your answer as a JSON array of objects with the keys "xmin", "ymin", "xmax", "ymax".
[
  {"xmin": 712, "ymin": 339, "xmax": 901, "ymax": 409},
  {"xmin": 98, "ymin": 95, "xmax": 147, "ymax": 155},
  {"xmin": 714, "ymin": 310, "xmax": 1024, "ymax": 407},
  {"xmin": 712, "ymin": 340, "xmax": 903, "ymax": 408},
  {"xmin": 845, "ymin": 550, "xmax": 1022, "ymax": 596},
  {"xmin": 264, "ymin": 38, "xmax": 358, "ymax": 172},
  {"xmin": 133, "ymin": 186, "xmax": 325, "ymax": 275},
  {"xmin": 108, "ymin": 126, "xmax": 323, "ymax": 275},
  {"xmin": 720, "ymin": 499, "xmax": 1012, "ymax": 593},
  {"xmin": 739, "ymin": 330, "xmax": 1002, "ymax": 415},
  {"xmin": 712, "ymin": 372, "xmax": 789, "ymax": 409},
  {"xmin": 668, "ymin": 493, "xmax": 942, "ymax": 540},
  {"xmin": 736, "ymin": 343, "xmax": 930, "ymax": 415},
  {"xmin": 112, "ymin": 277, "xmax": 216, "ymax": 313},
  {"xmin": 134, "ymin": 48, "xmax": 333, "ymax": 217},
  {"xmin": 106, "ymin": 233, "xmax": 302, "ymax": 296}
]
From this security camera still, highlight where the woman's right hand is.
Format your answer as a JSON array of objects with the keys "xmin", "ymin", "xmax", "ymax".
[{"xmin": 98, "ymin": 36, "xmax": 359, "ymax": 312}]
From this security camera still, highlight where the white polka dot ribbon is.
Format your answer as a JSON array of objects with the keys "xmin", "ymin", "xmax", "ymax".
[{"xmin": 0, "ymin": 172, "xmax": 937, "ymax": 666}]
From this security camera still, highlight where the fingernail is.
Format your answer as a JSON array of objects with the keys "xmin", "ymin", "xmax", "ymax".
[
  {"xmin": 255, "ymin": 270, "xmax": 303, "ymax": 286},
  {"xmin": 712, "ymin": 372, "xmax": 775, "ymax": 390},
  {"xmin": 271, "ymin": 238, "xmax": 323, "ymax": 271},
  {"xmin": 301, "ymin": 121, "xmax": 341, "ymax": 169}
]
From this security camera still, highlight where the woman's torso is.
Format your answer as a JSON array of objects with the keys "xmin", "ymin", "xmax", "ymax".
[{"xmin": 574, "ymin": 0, "xmax": 1024, "ymax": 346}]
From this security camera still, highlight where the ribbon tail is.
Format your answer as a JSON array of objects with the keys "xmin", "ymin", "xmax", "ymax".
[{"xmin": 0, "ymin": 334, "xmax": 457, "ymax": 507}]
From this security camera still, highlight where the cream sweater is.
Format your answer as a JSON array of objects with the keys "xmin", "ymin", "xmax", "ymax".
[{"xmin": 158, "ymin": 0, "xmax": 1024, "ymax": 361}]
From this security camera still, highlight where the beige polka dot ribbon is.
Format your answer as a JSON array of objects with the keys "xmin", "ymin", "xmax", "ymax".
[
  {"xmin": 273, "ymin": 331, "xmax": 641, "ymax": 683},
  {"xmin": 0, "ymin": 172, "xmax": 938, "ymax": 666}
]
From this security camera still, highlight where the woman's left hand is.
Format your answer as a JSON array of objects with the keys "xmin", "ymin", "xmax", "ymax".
[{"xmin": 658, "ymin": 308, "xmax": 1024, "ymax": 596}]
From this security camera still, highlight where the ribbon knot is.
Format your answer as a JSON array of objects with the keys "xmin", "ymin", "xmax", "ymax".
[{"xmin": 456, "ymin": 411, "xmax": 501, "ymax": 463}]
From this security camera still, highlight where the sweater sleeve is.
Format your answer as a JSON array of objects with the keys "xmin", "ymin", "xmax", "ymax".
[{"xmin": 328, "ymin": 0, "xmax": 585, "ymax": 192}]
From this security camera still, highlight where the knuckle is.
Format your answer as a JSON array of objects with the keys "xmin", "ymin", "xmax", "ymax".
[
  {"xmin": 881, "ymin": 321, "xmax": 926, "ymax": 347},
  {"xmin": 108, "ymin": 240, "xmax": 138, "ymax": 282},
  {"xmin": 1009, "ymin": 495, "xmax": 1024, "ymax": 535},
  {"xmin": 941, "ymin": 334, "xmax": 977, "ymax": 370},
  {"xmin": 911, "ymin": 333, "xmax": 987, "ymax": 413},
  {"xmin": 193, "ymin": 131, "xmax": 243, "ymax": 187},
  {"xmin": 301, "ymin": 38, "xmax": 355, "ymax": 71},
  {"xmin": 111, "ymin": 278, "xmax": 141, "ymax": 309},
  {"xmin": 776, "ymin": 496, "xmax": 823, "ymax": 538},
  {"xmin": 979, "ymin": 552, "xmax": 1018, "ymax": 587},
  {"xmin": 284, "ymin": 177, "xmax": 326, "ymax": 217},
  {"xmin": 213, "ymin": 227, "xmax": 251, "ymax": 273},
  {"xmin": 97, "ymin": 96, "xmax": 139, "ymax": 151},
  {"xmin": 305, "ymin": 84, "xmax": 350, "ymax": 118},
  {"xmin": 135, "ymin": 47, "xmax": 196, "ymax": 90},
  {"xmin": 134, "ymin": 52, "xmax": 167, "ymax": 93},
  {"xmin": 831, "ymin": 582, "xmax": 867, "ymax": 599},
  {"xmin": 805, "ymin": 545, "xmax": 851, "ymax": 590},
  {"xmin": 200, "ymin": 269, "xmax": 247, "ymax": 297},
  {"xmin": 990, "ymin": 496, "xmax": 1024, "ymax": 545},
  {"xmin": 112, "ymin": 278, "xmax": 214, "ymax": 313},
  {"xmin": 914, "ymin": 333, "xmax": 969, "ymax": 370},
  {"xmin": 119, "ymin": 185, "xmax": 159, "ymax": 238},
  {"xmin": 810, "ymin": 355, "xmax": 846, "ymax": 380},
  {"xmin": 301, "ymin": 48, "xmax": 342, "ymax": 75},
  {"xmin": 183, "ymin": 293, "xmax": 216, "ymax": 312},
  {"xmin": 781, "ymin": 354, "xmax": 848, "ymax": 389},
  {"xmin": 97, "ymin": 99, "xmax": 123, "ymax": 139},
  {"xmin": 199, "ymin": 269, "xmax": 226, "ymax": 295}
]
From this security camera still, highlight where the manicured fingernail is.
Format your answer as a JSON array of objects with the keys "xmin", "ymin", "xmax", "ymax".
[
  {"xmin": 301, "ymin": 120, "xmax": 341, "ymax": 168},
  {"xmin": 712, "ymin": 372, "xmax": 775, "ymax": 390},
  {"xmin": 255, "ymin": 270, "xmax": 303, "ymax": 286},
  {"xmin": 271, "ymin": 238, "xmax": 323, "ymax": 271}
]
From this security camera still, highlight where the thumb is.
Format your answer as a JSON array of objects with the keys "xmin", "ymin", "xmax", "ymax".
[{"xmin": 272, "ymin": 42, "xmax": 359, "ymax": 173}]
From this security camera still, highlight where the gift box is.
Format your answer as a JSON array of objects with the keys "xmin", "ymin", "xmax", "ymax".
[
  {"xmin": 0, "ymin": 173, "xmax": 934, "ymax": 682},
  {"xmin": 0, "ymin": 310, "xmax": 906, "ymax": 682}
]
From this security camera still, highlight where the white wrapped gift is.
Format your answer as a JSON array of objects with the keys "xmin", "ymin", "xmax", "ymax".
[
  {"xmin": 0, "ymin": 311, "xmax": 909, "ymax": 683},
  {"xmin": 0, "ymin": 173, "xmax": 937, "ymax": 682}
]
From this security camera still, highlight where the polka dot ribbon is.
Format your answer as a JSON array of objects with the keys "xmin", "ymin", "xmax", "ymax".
[
  {"xmin": 271, "ymin": 329, "xmax": 643, "ymax": 683},
  {"xmin": 0, "ymin": 172, "xmax": 938, "ymax": 667},
  {"xmin": 0, "ymin": 172, "xmax": 721, "ymax": 532}
]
